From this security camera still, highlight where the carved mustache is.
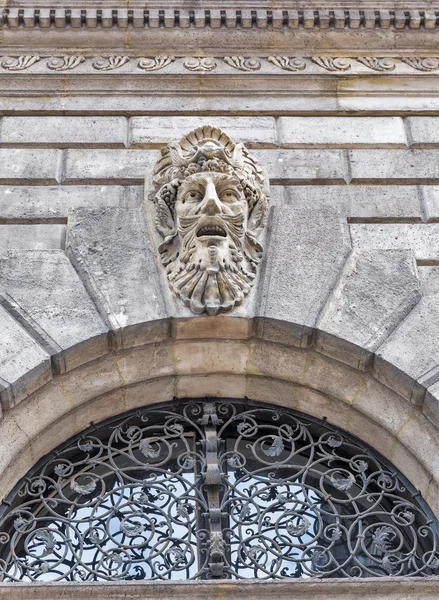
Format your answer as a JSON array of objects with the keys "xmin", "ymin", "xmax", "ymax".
[{"xmin": 178, "ymin": 213, "xmax": 245, "ymax": 237}]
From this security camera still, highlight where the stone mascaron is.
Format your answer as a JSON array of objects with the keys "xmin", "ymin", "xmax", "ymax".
[{"xmin": 150, "ymin": 126, "xmax": 269, "ymax": 316}]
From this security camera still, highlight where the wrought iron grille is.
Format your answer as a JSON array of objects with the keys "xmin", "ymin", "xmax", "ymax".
[{"xmin": 1, "ymin": 399, "xmax": 439, "ymax": 581}]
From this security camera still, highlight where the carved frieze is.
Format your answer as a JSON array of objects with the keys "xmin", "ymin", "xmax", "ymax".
[
  {"xmin": 1, "ymin": 55, "xmax": 439, "ymax": 74},
  {"xmin": 149, "ymin": 126, "xmax": 269, "ymax": 316}
]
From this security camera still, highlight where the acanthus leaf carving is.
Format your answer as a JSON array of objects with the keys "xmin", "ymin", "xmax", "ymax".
[
  {"xmin": 357, "ymin": 56, "xmax": 396, "ymax": 72},
  {"xmin": 267, "ymin": 56, "xmax": 306, "ymax": 72},
  {"xmin": 47, "ymin": 56, "xmax": 85, "ymax": 71},
  {"xmin": 150, "ymin": 125, "xmax": 269, "ymax": 316},
  {"xmin": 401, "ymin": 57, "xmax": 439, "ymax": 72},
  {"xmin": 224, "ymin": 56, "xmax": 261, "ymax": 71},
  {"xmin": 311, "ymin": 56, "xmax": 351, "ymax": 71},
  {"xmin": 0, "ymin": 55, "xmax": 40, "ymax": 71},
  {"xmin": 137, "ymin": 56, "xmax": 175, "ymax": 71},
  {"xmin": 92, "ymin": 56, "xmax": 130, "ymax": 71},
  {"xmin": 183, "ymin": 57, "xmax": 217, "ymax": 72}
]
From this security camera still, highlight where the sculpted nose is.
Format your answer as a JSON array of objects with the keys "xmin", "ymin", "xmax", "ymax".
[{"xmin": 201, "ymin": 181, "xmax": 222, "ymax": 215}]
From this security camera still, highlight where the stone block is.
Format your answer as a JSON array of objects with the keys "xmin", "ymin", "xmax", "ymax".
[
  {"xmin": 349, "ymin": 149, "xmax": 439, "ymax": 183},
  {"xmin": 115, "ymin": 342, "xmax": 174, "ymax": 386},
  {"xmin": 0, "ymin": 225, "xmax": 66, "ymax": 249},
  {"xmin": 254, "ymin": 149, "xmax": 346, "ymax": 183},
  {"xmin": 374, "ymin": 288, "xmax": 439, "ymax": 403},
  {"xmin": 176, "ymin": 374, "xmax": 247, "ymax": 399},
  {"xmin": 174, "ymin": 316, "xmax": 252, "ymax": 340},
  {"xmin": 317, "ymin": 250, "xmax": 421, "ymax": 370},
  {"xmin": 0, "ymin": 303, "xmax": 51, "ymax": 409},
  {"xmin": 173, "ymin": 340, "xmax": 249, "ymax": 376},
  {"xmin": 0, "ymin": 186, "xmax": 142, "ymax": 221},
  {"xmin": 1, "ymin": 117, "xmax": 128, "ymax": 148},
  {"xmin": 350, "ymin": 223, "xmax": 439, "ymax": 262},
  {"xmin": 420, "ymin": 186, "xmax": 439, "ymax": 222},
  {"xmin": 129, "ymin": 117, "xmax": 277, "ymax": 148},
  {"xmin": 257, "ymin": 201, "xmax": 351, "ymax": 346},
  {"xmin": 406, "ymin": 117, "xmax": 439, "ymax": 148},
  {"xmin": 424, "ymin": 380, "xmax": 439, "ymax": 429},
  {"xmin": 278, "ymin": 117, "xmax": 407, "ymax": 148},
  {"xmin": 66, "ymin": 206, "xmax": 168, "ymax": 349},
  {"xmin": 63, "ymin": 150, "xmax": 156, "ymax": 184},
  {"xmin": 0, "ymin": 251, "xmax": 108, "ymax": 373},
  {"xmin": 285, "ymin": 186, "xmax": 422, "ymax": 221},
  {"xmin": 418, "ymin": 266, "xmax": 439, "ymax": 296},
  {"xmin": 0, "ymin": 149, "xmax": 61, "ymax": 184}
]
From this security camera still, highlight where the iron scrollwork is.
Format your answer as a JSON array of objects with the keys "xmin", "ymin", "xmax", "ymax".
[{"xmin": 1, "ymin": 399, "xmax": 439, "ymax": 581}]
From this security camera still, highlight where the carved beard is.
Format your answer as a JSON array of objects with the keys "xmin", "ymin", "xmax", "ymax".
[{"xmin": 166, "ymin": 213, "xmax": 255, "ymax": 315}]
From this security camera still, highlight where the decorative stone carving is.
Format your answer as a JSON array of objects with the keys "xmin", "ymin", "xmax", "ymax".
[
  {"xmin": 311, "ymin": 56, "xmax": 351, "ymax": 71},
  {"xmin": 184, "ymin": 58, "xmax": 217, "ymax": 72},
  {"xmin": 137, "ymin": 56, "xmax": 174, "ymax": 71},
  {"xmin": 357, "ymin": 57, "xmax": 396, "ymax": 72},
  {"xmin": 268, "ymin": 56, "xmax": 306, "ymax": 71},
  {"xmin": 0, "ymin": 55, "xmax": 40, "ymax": 70},
  {"xmin": 224, "ymin": 57, "xmax": 261, "ymax": 71},
  {"xmin": 401, "ymin": 57, "xmax": 439, "ymax": 72},
  {"xmin": 92, "ymin": 56, "xmax": 130, "ymax": 71},
  {"xmin": 47, "ymin": 56, "xmax": 85, "ymax": 71},
  {"xmin": 150, "ymin": 126, "xmax": 269, "ymax": 315}
]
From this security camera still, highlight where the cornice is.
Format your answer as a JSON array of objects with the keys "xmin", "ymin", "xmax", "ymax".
[{"xmin": 1, "ymin": 6, "xmax": 439, "ymax": 30}]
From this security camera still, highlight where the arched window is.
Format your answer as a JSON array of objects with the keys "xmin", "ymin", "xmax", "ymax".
[{"xmin": 1, "ymin": 399, "xmax": 438, "ymax": 581}]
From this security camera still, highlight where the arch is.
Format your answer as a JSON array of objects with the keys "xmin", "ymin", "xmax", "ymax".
[{"xmin": 1, "ymin": 315, "xmax": 439, "ymax": 526}]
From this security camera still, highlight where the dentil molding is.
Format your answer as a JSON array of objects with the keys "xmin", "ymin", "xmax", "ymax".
[{"xmin": 1, "ymin": 7, "xmax": 439, "ymax": 30}]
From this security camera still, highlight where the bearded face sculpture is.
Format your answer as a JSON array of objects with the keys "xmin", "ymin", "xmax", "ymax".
[{"xmin": 150, "ymin": 126, "xmax": 269, "ymax": 316}]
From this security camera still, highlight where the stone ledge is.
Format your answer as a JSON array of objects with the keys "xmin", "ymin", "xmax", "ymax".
[{"xmin": 0, "ymin": 573, "xmax": 438, "ymax": 600}]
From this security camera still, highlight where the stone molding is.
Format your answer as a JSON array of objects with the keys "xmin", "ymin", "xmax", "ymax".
[
  {"xmin": 0, "ymin": 578, "xmax": 439, "ymax": 600},
  {"xmin": 2, "ymin": 54, "xmax": 439, "ymax": 73},
  {"xmin": 1, "ymin": 7, "xmax": 439, "ymax": 30}
]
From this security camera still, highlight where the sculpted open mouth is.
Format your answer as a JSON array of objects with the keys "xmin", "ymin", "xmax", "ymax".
[{"xmin": 196, "ymin": 224, "xmax": 227, "ymax": 238}]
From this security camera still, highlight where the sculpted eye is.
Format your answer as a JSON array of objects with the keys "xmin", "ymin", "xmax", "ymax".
[
  {"xmin": 184, "ymin": 189, "xmax": 203, "ymax": 203},
  {"xmin": 221, "ymin": 189, "xmax": 240, "ymax": 202}
]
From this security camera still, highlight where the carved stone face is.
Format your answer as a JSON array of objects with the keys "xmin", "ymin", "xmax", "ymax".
[
  {"xmin": 151, "ymin": 126, "xmax": 269, "ymax": 316},
  {"xmin": 171, "ymin": 172, "xmax": 250, "ymax": 314}
]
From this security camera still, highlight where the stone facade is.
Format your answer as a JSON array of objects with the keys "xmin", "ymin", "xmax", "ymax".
[{"xmin": 2, "ymin": 0, "xmax": 439, "ymax": 595}]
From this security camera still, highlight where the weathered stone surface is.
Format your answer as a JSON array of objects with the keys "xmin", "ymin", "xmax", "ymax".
[
  {"xmin": 0, "ymin": 149, "xmax": 61, "ymax": 184},
  {"xmin": 420, "ymin": 186, "xmax": 439, "ymax": 222},
  {"xmin": 0, "ymin": 304, "xmax": 51, "ymax": 410},
  {"xmin": 350, "ymin": 223, "xmax": 439, "ymax": 261},
  {"xmin": 1, "ymin": 117, "xmax": 128, "ymax": 148},
  {"xmin": 254, "ymin": 149, "xmax": 346, "ymax": 183},
  {"xmin": 317, "ymin": 249, "xmax": 421, "ymax": 370},
  {"xmin": 0, "ymin": 251, "xmax": 108, "ymax": 373},
  {"xmin": 407, "ymin": 117, "xmax": 439, "ymax": 148},
  {"xmin": 0, "ymin": 225, "xmax": 66, "ymax": 249},
  {"xmin": 278, "ymin": 117, "xmax": 407, "ymax": 148},
  {"xmin": 0, "ymin": 186, "xmax": 142, "ymax": 221},
  {"xmin": 257, "ymin": 201, "xmax": 351, "ymax": 346},
  {"xmin": 130, "ymin": 117, "xmax": 277, "ymax": 148},
  {"xmin": 63, "ymin": 149, "xmax": 346, "ymax": 185},
  {"xmin": 63, "ymin": 150, "xmax": 156, "ymax": 184},
  {"xmin": 66, "ymin": 206, "xmax": 168, "ymax": 349},
  {"xmin": 349, "ymin": 149, "xmax": 439, "ymax": 183},
  {"xmin": 3, "ymin": 574, "xmax": 438, "ymax": 600},
  {"xmin": 285, "ymin": 186, "xmax": 422, "ymax": 220},
  {"xmin": 374, "ymin": 275, "xmax": 439, "ymax": 404}
]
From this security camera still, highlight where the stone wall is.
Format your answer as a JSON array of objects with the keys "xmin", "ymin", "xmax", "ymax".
[{"xmin": 1, "ymin": 113, "xmax": 439, "ymax": 511}]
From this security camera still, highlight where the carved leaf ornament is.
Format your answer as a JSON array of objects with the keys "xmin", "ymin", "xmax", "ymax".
[
  {"xmin": 1, "ymin": 55, "xmax": 439, "ymax": 73},
  {"xmin": 150, "ymin": 125, "xmax": 270, "ymax": 316}
]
